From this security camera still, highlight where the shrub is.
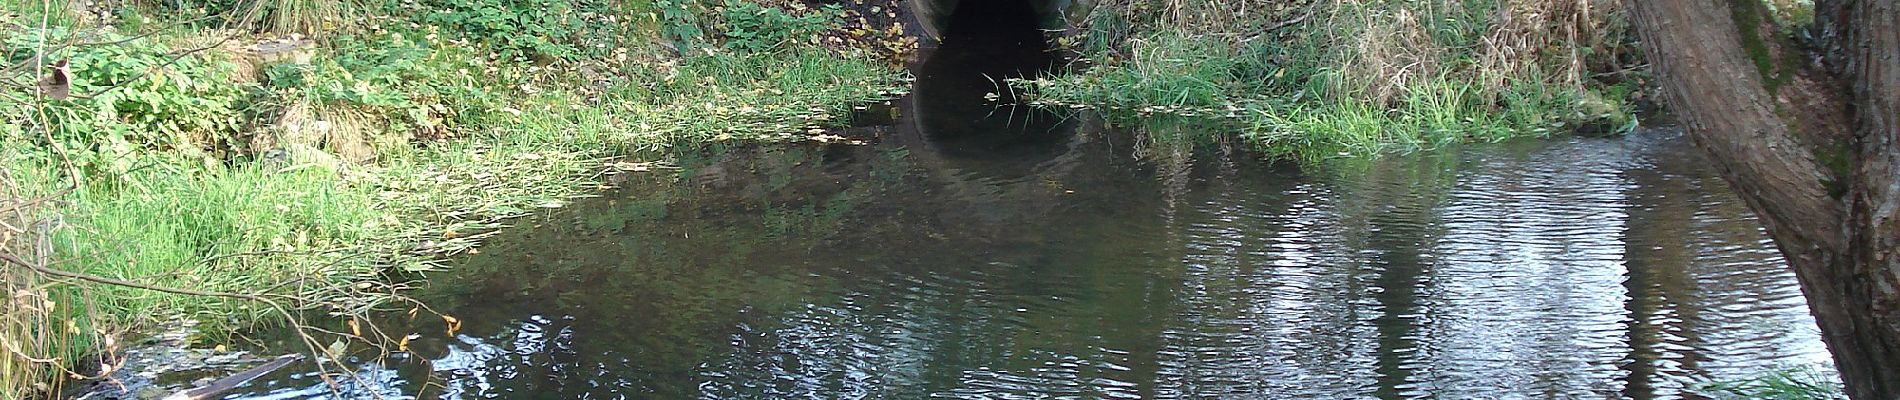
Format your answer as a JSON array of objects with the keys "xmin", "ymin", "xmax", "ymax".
[
  {"xmin": 261, "ymin": 30, "xmax": 502, "ymax": 148},
  {"xmin": 716, "ymin": 0, "xmax": 832, "ymax": 54},
  {"xmin": 2, "ymin": 28, "xmax": 247, "ymax": 172},
  {"xmin": 414, "ymin": 0, "xmax": 615, "ymax": 61},
  {"xmin": 658, "ymin": 0, "xmax": 709, "ymax": 52}
]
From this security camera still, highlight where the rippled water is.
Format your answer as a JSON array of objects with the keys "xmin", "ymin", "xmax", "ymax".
[
  {"xmin": 229, "ymin": 128, "xmax": 1830, "ymax": 399},
  {"xmin": 226, "ymin": 3, "xmax": 1830, "ymax": 398}
]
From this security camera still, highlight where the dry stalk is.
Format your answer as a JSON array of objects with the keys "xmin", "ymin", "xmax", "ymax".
[
  {"xmin": 1327, "ymin": 0, "xmax": 1439, "ymax": 106},
  {"xmin": 1, "ymin": 164, "xmax": 68, "ymax": 400}
]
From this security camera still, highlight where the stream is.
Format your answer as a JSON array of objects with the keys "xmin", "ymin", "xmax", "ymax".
[{"xmin": 221, "ymin": 2, "xmax": 1832, "ymax": 398}]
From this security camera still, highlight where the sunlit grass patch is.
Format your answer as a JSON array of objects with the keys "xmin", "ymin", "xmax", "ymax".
[
  {"xmin": 1017, "ymin": 0, "xmax": 1638, "ymax": 160},
  {"xmin": 1, "ymin": 34, "xmax": 904, "ymax": 397}
]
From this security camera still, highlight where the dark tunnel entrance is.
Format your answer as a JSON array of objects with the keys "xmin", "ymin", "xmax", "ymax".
[
  {"xmin": 904, "ymin": 0, "xmax": 1071, "ymax": 161},
  {"xmin": 936, "ymin": 0, "xmax": 1054, "ymax": 51},
  {"xmin": 910, "ymin": 0, "xmax": 1070, "ymax": 42}
]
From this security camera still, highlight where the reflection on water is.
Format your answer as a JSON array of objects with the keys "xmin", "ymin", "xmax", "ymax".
[
  {"xmin": 225, "ymin": 3, "xmax": 1827, "ymax": 397},
  {"xmin": 224, "ymin": 129, "xmax": 1830, "ymax": 399}
]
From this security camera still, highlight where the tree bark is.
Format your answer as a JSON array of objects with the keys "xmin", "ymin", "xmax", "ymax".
[{"xmin": 1623, "ymin": 0, "xmax": 1900, "ymax": 398}]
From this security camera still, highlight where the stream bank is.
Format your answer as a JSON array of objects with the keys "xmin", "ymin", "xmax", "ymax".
[
  {"xmin": 4, "ymin": 0, "xmax": 1840, "ymax": 398},
  {"xmin": 180, "ymin": 3, "xmax": 1836, "ymax": 397},
  {"xmin": 2, "ymin": 0, "xmax": 911, "ymax": 396}
]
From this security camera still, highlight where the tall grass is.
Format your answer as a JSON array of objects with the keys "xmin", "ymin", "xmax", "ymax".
[
  {"xmin": 1019, "ymin": 0, "xmax": 1638, "ymax": 159},
  {"xmin": 0, "ymin": 4, "xmax": 904, "ymax": 394},
  {"xmin": 1696, "ymin": 366, "xmax": 1847, "ymax": 400},
  {"xmin": 236, "ymin": 0, "xmax": 358, "ymax": 37},
  {"xmin": 1, "ymin": 159, "xmax": 77, "ymax": 400}
]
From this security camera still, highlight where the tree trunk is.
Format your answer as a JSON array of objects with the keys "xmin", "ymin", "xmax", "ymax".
[{"xmin": 1623, "ymin": 0, "xmax": 1900, "ymax": 398}]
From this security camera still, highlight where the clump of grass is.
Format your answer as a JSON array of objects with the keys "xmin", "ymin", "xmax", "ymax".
[
  {"xmin": 1018, "ymin": 33, "xmax": 1251, "ymax": 111},
  {"xmin": 0, "ymin": 0, "xmax": 906, "ymax": 395},
  {"xmin": 236, "ymin": 0, "xmax": 358, "ymax": 37},
  {"xmin": 1323, "ymin": 1, "xmax": 1442, "ymax": 106},
  {"xmin": 1, "ymin": 161, "xmax": 84, "ymax": 400},
  {"xmin": 1022, "ymin": 0, "xmax": 1639, "ymax": 160},
  {"xmin": 42, "ymin": 155, "xmax": 395, "ymax": 320},
  {"xmin": 1696, "ymin": 366, "xmax": 1846, "ymax": 400}
]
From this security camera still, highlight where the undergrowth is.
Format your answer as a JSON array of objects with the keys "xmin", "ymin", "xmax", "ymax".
[
  {"xmin": 1696, "ymin": 366, "xmax": 1847, "ymax": 400},
  {"xmin": 0, "ymin": 0, "xmax": 904, "ymax": 397},
  {"xmin": 1017, "ymin": 0, "xmax": 1641, "ymax": 161}
]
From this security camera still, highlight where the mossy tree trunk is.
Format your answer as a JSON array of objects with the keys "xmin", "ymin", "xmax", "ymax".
[{"xmin": 1623, "ymin": 0, "xmax": 1900, "ymax": 398}]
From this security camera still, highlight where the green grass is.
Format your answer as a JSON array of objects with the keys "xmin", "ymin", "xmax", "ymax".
[
  {"xmin": 0, "ymin": 0, "xmax": 905, "ymax": 392},
  {"xmin": 237, "ymin": 0, "xmax": 358, "ymax": 36},
  {"xmin": 1016, "ymin": 0, "xmax": 1638, "ymax": 161},
  {"xmin": 1696, "ymin": 366, "xmax": 1846, "ymax": 400},
  {"xmin": 1016, "ymin": 46, "xmax": 1594, "ymax": 161}
]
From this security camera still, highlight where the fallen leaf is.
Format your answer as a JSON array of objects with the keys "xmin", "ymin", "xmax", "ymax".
[{"xmin": 443, "ymin": 315, "xmax": 462, "ymax": 337}]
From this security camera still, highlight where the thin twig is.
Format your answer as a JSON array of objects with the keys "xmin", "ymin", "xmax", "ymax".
[
  {"xmin": 1240, "ymin": 3, "xmax": 1318, "ymax": 44},
  {"xmin": 0, "ymin": 251, "xmax": 269, "ymax": 302},
  {"xmin": 0, "ymin": 187, "xmax": 74, "ymax": 215}
]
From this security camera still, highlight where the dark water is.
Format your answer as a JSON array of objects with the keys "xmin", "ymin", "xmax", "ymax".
[{"xmin": 226, "ymin": 5, "xmax": 1831, "ymax": 399}]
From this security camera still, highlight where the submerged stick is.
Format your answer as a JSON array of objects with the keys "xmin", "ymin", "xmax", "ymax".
[{"xmin": 162, "ymin": 353, "xmax": 304, "ymax": 400}]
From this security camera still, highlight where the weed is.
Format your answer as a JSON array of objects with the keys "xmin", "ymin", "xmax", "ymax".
[
  {"xmin": 1020, "ymin": 0, "xmax": 1638, "ymax": 160},
  {"xmin": 1, "ymin": 160, "xmax": 82, "ymax": 400},
  {"xmin": 235, "ymin": 0, "xmax": 359, "ymax": 37},
  {"xmin": 3, "ymin": 28, "xmax": 248, "ymax": 173},
  {"xmin": 657, "ymin": 0, "xmax": 709, "ymax": 52},
  {"xmin": 716, "ymin": 0, "xmax": 834, "ymax": 54},
  {"xmin": 412, "ymin": 0, "xmax": 625, "ymax": 61},
  {"xmin": 1696, "ymin": 366, "xmax": 1846, "ymax": 400},
  {"xmin": 0, "ymin": 0, "xmax": 905, "ymax": 396}
]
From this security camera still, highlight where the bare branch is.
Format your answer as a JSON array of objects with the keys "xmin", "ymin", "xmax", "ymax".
[{"xmin": 0, "ymin": 251, "xmax": 270, "ymax": 302}]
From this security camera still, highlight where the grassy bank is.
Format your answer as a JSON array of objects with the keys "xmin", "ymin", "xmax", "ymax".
[
  {"xmin": 0, "ymin": 0, "xmax": 906, "ymax": 396},
  {"xmin": 1016, "ymin": 0, "xmax": 1641, "ymax": 160},
  {"xmin": 1696, "ymin": 365, "xmax": 1845, "ymax": 399}
]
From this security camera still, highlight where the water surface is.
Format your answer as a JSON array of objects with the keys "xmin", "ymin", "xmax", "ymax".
[{"xmin": 226, "ymin": 5, "xmax": 1830, "ymax": 398}]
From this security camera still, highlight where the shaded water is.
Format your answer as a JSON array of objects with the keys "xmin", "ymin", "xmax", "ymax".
[{"xmin": 226, "ymin": 5, "xmax": 1829, "ymax": 399}]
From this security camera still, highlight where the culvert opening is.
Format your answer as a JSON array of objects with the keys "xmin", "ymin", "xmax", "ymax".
[
  {"xmin": 911, "ymin": 0, "xmax": 1066, "ymax": 45},
  {"xmin": 938, "ymin": 0, "xmax": 1050, "ymax": 51},
  {"xmin": 918, "ymin": 0, "xmax": 1056, "ymax": 83},
  {"xmin": 907, "ymin": 0, "xmax": 1068, "ymax": 159}
]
